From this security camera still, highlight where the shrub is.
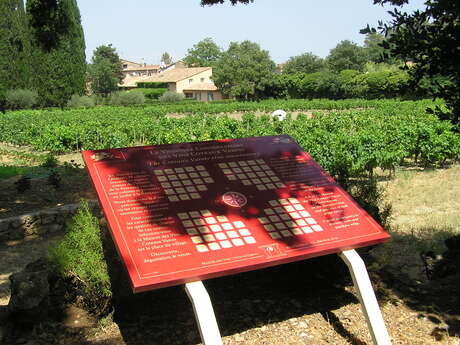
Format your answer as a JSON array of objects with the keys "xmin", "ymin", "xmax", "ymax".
[
  {"xmin": 67, "ymin": 94, "xmax": 96, "ymax": 108},
  {"xmin": 5, "ymin": 89, "xmax": 38, "ymax": 110},
  {"xmin": 41, "ymin": 153, "xmax": 58, "ymax": 168},
  {"xmin": 158, "ymin": 91, "xmax": 185, "ymax": 102},
  {"xmin": 110, "ymin": 90, "xmax": 145, "ymax": 106},
  {"xmin": 137, "ymin": 88, "xmax": 168, "ymax": 100},
  {"xmin": 136, "ymin": 82, "xmax": 168, "ymax": 88},
  {"xmin": 48, "ymin": 200, "xmax": 112, "ymax": 313}
]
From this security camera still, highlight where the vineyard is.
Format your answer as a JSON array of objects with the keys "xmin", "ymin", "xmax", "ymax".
[
  {"xmin": 1, "ymin": 98, "xmax": 460, "ymax": 345},
  {"xmin": 1, "ymin": 98, "xmax": 459, "ymax": 183}
]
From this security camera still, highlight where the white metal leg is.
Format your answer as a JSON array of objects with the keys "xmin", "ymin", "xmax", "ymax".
[
  {"xmin": 338, "ymin": 249, "xmax": 392, "ymax": 345},
  {"xmin": 185, "ymin": 280, "xmax": 223, "ymax": 345}
]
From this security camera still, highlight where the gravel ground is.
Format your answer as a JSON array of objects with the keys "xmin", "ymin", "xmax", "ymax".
[{"xmin": 1, "ymin": 155, "xmax": 459, "ymax": 345}]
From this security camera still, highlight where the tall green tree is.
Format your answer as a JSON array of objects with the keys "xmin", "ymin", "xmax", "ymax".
[
  {"xmin": 0, "ymin": 0, "xmax": 31, "ymax": 108},
  {"xmin": 183, "ymin": 37, "xmax": 222, "ymax": 67},
  {"xmin": 90, "ymin": 44, "xmax": 123, "ymax": 82},
  {"xmin": 212, "ymin": 40, "xmax": 276, "ymax": 100},
  {"xmin": 363, "ymin": 32, "xmax": 386, "ymax": 63},
  {"xmin": 27, "ymin": 0, "xmax": 86, "ymax": 107},
  {"xmin": 327, "ymin": 40, "xmax": 368, "ymax": 72},
  {"xmin": 88, "ymin": 44, "xmax": 123, "ymax": 96},
  {"xmin": 364, "ymin": 0, "xmax": 460, "ymax": 126},
  {"xmin": 282, "ymin": 52, "xmax": 324, "ymax": 74},
  {"xmin": 161, "ymin": 52, "xmax": 173, "ymax": 65},
  {"xmin": 88, "ymin": 59, "xmax": 119, "ymax": 97}
]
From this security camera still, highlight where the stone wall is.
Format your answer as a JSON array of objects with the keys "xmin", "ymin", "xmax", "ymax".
[{"xmin": 0, "ymin": 200, "xmax": 99, "ymax": 244}]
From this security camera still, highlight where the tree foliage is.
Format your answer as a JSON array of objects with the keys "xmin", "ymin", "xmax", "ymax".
[
  {"xmin": 0, "ymin": 0, "xmax": 31, "ymax": 108},
  {"xmin": 364, "ymin": 0, "xmax": 460, "ymax": 126},
  {"xmin": 363, "ymin": 32, "xmax": 387, "ymax": 63},
  {"xmin": 88, "ymin": 59, "xmax": 119, "ymax": 97},
  {"xmin": 183, "ymin": 37, "xmax": 222, "ymax": 67},
  {"xmin": 327, "ymin": 40, "xmax": 368, "ymax": 72},
  {"xmin": 282, "ymin": 52, "xmax": 324, "ymax": 74},
  {"xmin": 88, "ymin": 45, "xmax": 123, "ymax": 97},
  {"xmin": 90, "ymin": 44, "xmax": 123, "ymax": 81},
  {"xmin": 212, "ymin": 41, "xmax": 276, "ymax": 100},
  {"xmin": 161, "ymin": 52, "xmax": 172, "ymax": 65},
  {"xmin": 27, "ymin": 0, "xmax": 86, "ymax": 107},
  {"xmin": 27, "ymin": 0, "xmax": 72, "ymax": 51}
]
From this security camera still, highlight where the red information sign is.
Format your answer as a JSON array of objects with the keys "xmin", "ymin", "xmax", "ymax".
[{"xmin": 82, "ymin": 135, "xmax": 389, "ymax": 292}]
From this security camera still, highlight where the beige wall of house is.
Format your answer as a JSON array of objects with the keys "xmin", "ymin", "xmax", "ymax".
[
  {"xmin": 176, "ymin": 69, "xmax": 213, "ymax": 93},
  {"xmin": 168, "ymin": 83, "xmax": 177, "ymax": 92},
  {"xmin": 184, "ymin": 90, "xmax": 223, "ymax": 102}
]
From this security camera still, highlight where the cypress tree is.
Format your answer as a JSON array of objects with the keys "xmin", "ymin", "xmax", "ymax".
[
  {"xmin": 28, "ymin": 0, "xmax": 86, "ymax": 107},
  {"xmin": 0, "ymin": 0, "xmax": 31, "ymax": 108}
]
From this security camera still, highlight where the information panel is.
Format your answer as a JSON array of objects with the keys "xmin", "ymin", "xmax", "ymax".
[{"xmin": 82, "ymin": 135, "xmax": 390, "ymax": 292}]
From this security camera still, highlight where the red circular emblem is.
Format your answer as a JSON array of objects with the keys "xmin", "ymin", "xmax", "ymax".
[{"xmin": 222, "ymin": 192, "xmax": 247, "ymax": 208}]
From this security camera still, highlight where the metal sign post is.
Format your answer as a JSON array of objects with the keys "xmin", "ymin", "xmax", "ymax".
[{"xmin": 339, "ymin": 249, "xmax": 392, "ymax": 345}]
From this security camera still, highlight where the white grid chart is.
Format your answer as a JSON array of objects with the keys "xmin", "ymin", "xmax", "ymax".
[
  {"xmin": 259, "ymin": 198, "xmax": 324, "ymax": 239},
  {"xmin": 218, "ymin": 159, "xmax": 285, "ymax": 191},
  {"xmin": 177, "ymin": 210, "xmax": 256, "ymax": 253},
  {"xmin": 154, "ymin": 165, "xmax": 214, "ymax": 202}
]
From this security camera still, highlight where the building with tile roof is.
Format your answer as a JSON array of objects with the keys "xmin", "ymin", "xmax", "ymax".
[
  {"xmin": 121, "ymin": 59, "xmax": 160, "ymax": 77},
  {"xmin": 120, "ymin": 66, "xmax": 222, "ymax": 102}
]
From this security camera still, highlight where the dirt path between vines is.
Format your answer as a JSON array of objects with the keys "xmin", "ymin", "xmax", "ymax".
[{"xmin": 166, "ymin": 110, "xmax": 327, "ymax": 120}]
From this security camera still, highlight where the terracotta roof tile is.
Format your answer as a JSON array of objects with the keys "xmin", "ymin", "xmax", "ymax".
[
  {"xmin": 123, "ymin": 65, "xmax": 160, "ymax": 71},
  {"xmin": 143, "ymin": 67, "xmax": 211, "ymax": 83},
  {"xmin": 118, "ymin": 75, "xmax": 150, "ymax": 87}
]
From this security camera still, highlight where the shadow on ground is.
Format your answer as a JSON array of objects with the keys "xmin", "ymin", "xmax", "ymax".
[
  {"xmin": 366, "ymin": 228, "xmax": 460, "ymax": 341},
  {"xmin": 103, "ymin": 231, "xmax": 362, "ymax": 345}
]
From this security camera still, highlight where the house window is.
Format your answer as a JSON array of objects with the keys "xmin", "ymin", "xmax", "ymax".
[
  {"xmin": 185, "ymin": 92, "xmax": 194, "ymax": 99},
  {"xmin": 207, "ymin": 92, "xmax": 214, "ymax": 101},
  {"xmin": 196, "ymin": 92, "xmax": 202, "ymax": 101},
  {"xmin": 200, "ymin": 77, "xmax": 205, "ymax": 82},
  {"xmin": 189, "ymin": 79, "xmax": 193, "ymax": 84},
  {"xmin": 123, "ymin": 64, "xmax": 128, "ymax": 69}
]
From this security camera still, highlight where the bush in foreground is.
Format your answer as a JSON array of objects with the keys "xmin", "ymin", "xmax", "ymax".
[
  {"xmin": 158, "ymin": 91, "xmax": 185, "ymax": 102},
  {"xmin": 67, "ymin": 94, "xmax": 96, "ymax": 108},
  {"xmin": 48, "ymin": 200, "xmax": 111, "ymax": 313},
  {"xmin": 110, "ymin": 90, "xmax": 145, "ymax": 106},
  {"xmin": 5, "ymin": 89, "xmax": 38, "ymax": 110}
]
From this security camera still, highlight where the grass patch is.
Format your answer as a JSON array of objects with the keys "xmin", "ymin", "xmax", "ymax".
[
  {"xmin": 48, "ymin": 200, "xmax": 111, "ymax": 313},
  {"xmin": 371, "ymin": 164, "xmax": 460, "ymax": 270},
  {"xmin": 0, "ymin": 148, "xmax": 48, "ymax": 166},
  {"xmin": 0, "ymin": 165, "xmax": 24, "ymax": 179}
]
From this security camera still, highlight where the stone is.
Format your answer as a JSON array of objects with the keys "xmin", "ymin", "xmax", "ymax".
[
  {"xmin": 0, "ymin": 220, "xmax": 10, "ymax": 232},
  {"xmin": 0, "ymin": 222, "xmax": 12, "ymax": 242},
  {"xmin": 41, "ymin": 214, "xmax": 56, "ymax": 225},
  {"xmin": 57, "ymin": 205, "xmax": 76, "ymax": 215},
  {"xmin": 22, "ymin": 220, "xmax": 42, "ymax": 236},
  {"xmin": 10, "ymin": 218, "xmax": 22, "ymax": 228},
  {"xmin": 7, "ymin": 226, "xmax": 24, "ymax": 241},
  {"xmin": 55, "ymin": 214, "xmax": 65, "ymax": 224},
  {"xmin": 19, "ymin": 214, "xmax": 36, "ymax": 225},
  {"xmin": 47, "ymin": 224, "xmax": 63, "ymax": 233},
  {"xmin": 8, "ymin": 258, "xmax": 51, "ymax": 325}
]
